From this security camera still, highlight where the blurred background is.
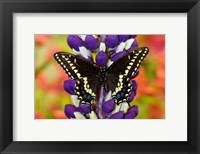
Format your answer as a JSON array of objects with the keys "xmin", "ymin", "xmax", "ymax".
[{"xmin": 35, "ymin": 35, "xmax": 165, "ymax": 119}]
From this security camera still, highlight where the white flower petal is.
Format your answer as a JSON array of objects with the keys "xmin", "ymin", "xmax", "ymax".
[
  {"xmin": 125, "ymin": 38, "xmax": 135, "ymax": 50},
  {"xmin": 80, "ymin": 35, "xmax": 87, "ymax": 41},
  {"xmin": 73, "ymin": 49, "xmax": 79, "ymax": 53},
  {"xmin": 89, "ymin": 111, "xmax": 98, "ymax": 119},
  {"xmin": 107, "ymin": 47, "xmax": 117, "ymax": 51},
  {"xmin": 74, "ymin": 112, "xmax": 86, "ymax": 119},
  {"xmin": 112, "ymin": 103, "xmax": 122, "ymax": 114},
  {"xmin": 99, "ymin": 42, "xmax": 106, "ymax": 51},
  {"xmin": 107, "ymin": 61, "xmax": 113, "ymax": 67},
  {"xmin": 115, "ymin": 42, "xmax": 125, "ymax": 53},
  {"xmin": 92, "ymin": 35, "xmax": 98, "ymax": 39},
  {"xmin": 100, "ymin": 35, "xmax": 106, "ymax": 42},
  {"xmin": 104, "ymin": 91, "xmax": 112, "ymax": 101},
  {"xmin": 120, "ymin": 102, "xmax": 129, "ymax": 113},
  {"xmin": 79, "ymin": 46, "xmax": 92, "ymax": 59},
  {"xmin": 71, "ymin": 95, "xmax": 80, "ymax": 107}
]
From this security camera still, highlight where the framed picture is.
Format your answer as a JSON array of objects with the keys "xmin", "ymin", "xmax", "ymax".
[{"xmin": 0, "ymin": 0, "xmax": 200, "ymax": 153}]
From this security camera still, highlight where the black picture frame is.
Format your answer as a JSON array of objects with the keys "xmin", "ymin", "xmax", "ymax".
[{"xmin": 0, "ymin": 0, "xmax": 200, "ymax": 154}]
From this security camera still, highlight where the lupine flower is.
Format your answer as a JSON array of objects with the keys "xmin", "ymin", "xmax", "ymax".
[
  {"xmin": 126, "ymin": 39, "xmax": 138, "ymax": 52},
  {"xmin": 118, "ymin": 35, "xmax": 129, "ymax": 42},
  {"xmin": 130, "ymin": 35, "xmax": 137, "ymax": 38},
  {"xmin": 115, "ymin": 42, "xmax": 126, "ymax": 53},
  {"xmin": 96, "ymin": 51, "xmax": 108, "ymax": 67},
  {"xmin": 62, "ymin": 35, "xmax": 142, "ymax": 119},
  {"xmin": 124, "ymin": 105, "xmax": 138, "ymax": 119},
  {"xmin": 100, "ymin": 35, "xmax": 106, "ymax": 42},
  {"xmin": 79, "ymin": 104, "xmax": 91, "ymax": 114},
  {"xmin": 85, "ymin": 35, "xmax": 100, "ymax": 51},
  {"xmin": 105, "ymin": 35, "xmax": 118, "ymax": 48},
  {"xmin": 120, "ymin": 103, "xmax": 129, "ymax": 113},
  {"xmin": 128, "ymin": 91, "xmax": 135, "ymax": 102},
  {"xmin": 67, "ymin": 35, "xmax": 84, "ymax": 51},
  {"xmin": 128, "ymin": 105, "xmax": 138, "ymax": 114},
  {"xmin": 79, "ymin": 46, "xmax": 93, "ymax": 62},
  {"xmin": 64, "ymin": 104, "xmax": 79, "ymax": 118},
  {"xmin": 111, "ymin": 51, "xmax": 126, "ymax": 62},
  {"xmin": 132, "ymin": 80, "xmax": 138, "ymax": 92},
  {"xmin": 109, "ymin": 111, "xmax": 124, "ymax": 119},
  {"xmin": 102, "ymin": 99, "xmax": 115, "ymax": 113},
  {"xmin": 64, "ymin": 79, "xmax": 76, "ymax": 95}
]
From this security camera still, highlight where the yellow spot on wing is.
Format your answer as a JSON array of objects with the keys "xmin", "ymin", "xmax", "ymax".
[
  {"xmin": 127, "ymin": 66, "xmax": 131, "ymax": 70},
  {"xmin": 77, "ymin": 73, "xmax": 81, "ymax": 78}
]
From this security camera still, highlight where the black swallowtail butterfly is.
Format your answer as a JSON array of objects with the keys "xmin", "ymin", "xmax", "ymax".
[{"xmin": 54, "ymin": 47, "xmax": 149, "ymax": 106}]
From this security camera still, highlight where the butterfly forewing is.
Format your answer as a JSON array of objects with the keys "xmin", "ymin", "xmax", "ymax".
[{"xmin": 54, "ymin": 52, "xmax": 97, "ymax": 79}]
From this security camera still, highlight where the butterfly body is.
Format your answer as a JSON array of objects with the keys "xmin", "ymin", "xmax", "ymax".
[
  {"xmin": 54, "ymin": 47, "xmax": 149, "ymax": 106},
  {"xmin": 96, "ymin": 66, "xmax": 109, "ymax": 92}
]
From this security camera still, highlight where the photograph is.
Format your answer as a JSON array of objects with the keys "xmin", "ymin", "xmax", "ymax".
[
  {"xmin": 1, "ymin": 0, "xmax": 200, "ymax": 153},
  {"xmin": 35, "ymin": 34, "xmax": 165, "ymax": 119}
]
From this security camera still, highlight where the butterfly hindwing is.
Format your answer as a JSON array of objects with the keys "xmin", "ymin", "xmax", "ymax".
[
  {"xmin": 75, "ymin": 78, "xmax": 97, "ymax": 105},
  {"xmin": 110, "ymin": 76, "xmax": 133, "ymax": 104}
]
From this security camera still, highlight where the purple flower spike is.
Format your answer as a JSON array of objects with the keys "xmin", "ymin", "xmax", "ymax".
[
  {"xmin": 102, "ymin": 99, "xmax": 115, "ymax": 113},
  {"xmin": 128, "ymin": 105, "xmax": 138, "ymax": 115},
  {"xmin": 79, "ymin": 104, "xmax": 91, "ymax": 114},
  {"xmin": 64, "ymin": 79, "xmax": 77, "ymax": 95},
  {"xmin": 118, "ymin": 35, "xmax": 129, "ymax": 42},
  {"xmin": 109, "ymin": 111, "xmax": 124, "ymax": 119},
  {"xmin": 96, "ymin": 51, "xmax": 108, "ymax": 67},
  {"xmin": 111, "ymin": 51, "xmax": 126, "ymax": 62},
  {"xmin": 105, "ymin": 35, "xmax": 118, "ymax": 48},
  {"xmin": 127, "ymin": 40, "xmax": 138, "ymax": 53},
  {"xmin": 130, "ymin": 35, "xmax": 137, "ymax": 38},
  {"xmin": 128, "ymin": 90, "xmax": 135, "ymax": 102},
  {"xmin": 85, "ymin": 35, "xmax": 100, "ymax": 50},
  {"xmin": 124, "ymin": 105, "xmax": 138, "ymax": 119},
  {"xmin": 64, "ymin": 104, "xmax": 79, "ymax": 118},
  {"xmin": 67, "ymin": 35, "xmax": 84, "ymax": 51},
  {"xmin": 132, "ymin": 80, "xmax": 138, "ymax": 92},
  {"xmin": 129, "ymin": 71, "xmax": 139, "ymax": 79},
  {"xmin": 124, "ymin": 111, "xmax": 137, "ymax": 119}
]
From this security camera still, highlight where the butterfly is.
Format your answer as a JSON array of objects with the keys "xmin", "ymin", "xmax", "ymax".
[{"xmin": 54, "ymin": 47, "xmax": 149, "ymax": 106}]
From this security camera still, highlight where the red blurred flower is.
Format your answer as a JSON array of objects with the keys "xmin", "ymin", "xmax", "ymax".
[
  {"xmin": 35, "ymin": 112, "xmax": 44, "ymax": 119},
  {"xmin": 148, "ymin": 104, "xmax": 164, "ymax": 119},
  {"xmin": 35, "ymin": 34, "xmax": 52, "ymax": 46},
  {"xmin": 36, "ymin": 67, "xmax": 69, "ymax": 92},
  {"xmin": 46, "ymin": 46, "xmax": 60, "ymax": 61},
  {"xmin": 53, "ymin": 110, "xmax": 68, "ymax": 119}
]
